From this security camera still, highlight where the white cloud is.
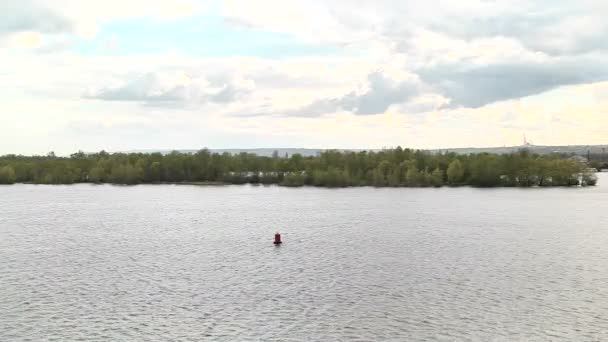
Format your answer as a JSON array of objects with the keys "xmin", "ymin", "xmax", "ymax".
[
  {"xmin": 222, "ymin": 0, "xmax": 368, "ymax": 44},
  {"xmin": 2, "ymin": 0, "xmax": 608, "ymax": 153},
  {"xmin": 220, "ymin": 0, "xmax": 608, "ymax": 111}
]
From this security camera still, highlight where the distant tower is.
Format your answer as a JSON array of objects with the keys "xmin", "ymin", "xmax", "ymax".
[{"xmin": 523, "ymin": 133, "xmax": 532, "ymax": 146}]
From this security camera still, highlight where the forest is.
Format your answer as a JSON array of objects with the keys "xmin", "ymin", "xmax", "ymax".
[{"xmin": 0, "ymin": 148, "xmax": 598, "ymax": 187}]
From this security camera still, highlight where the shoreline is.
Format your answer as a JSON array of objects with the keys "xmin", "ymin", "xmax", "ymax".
[{"xmin": 2, "ymin": 180, "xmax": 599, "ymax": 189}]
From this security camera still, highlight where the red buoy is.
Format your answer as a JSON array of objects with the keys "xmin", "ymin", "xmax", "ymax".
[{"xmin": 274, "ymin": 232, "xmax": 282, "ymax": 245}]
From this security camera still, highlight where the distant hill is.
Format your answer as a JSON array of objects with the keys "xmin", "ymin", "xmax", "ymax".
[
  {"xmin": 431, "ymin": 144, "xmax": 608, "ymax": 156},
  {"xmin": 125, "ymin": 145, "xmax": 608, "ymax": 157},
  {"xmin": 212, "ymin": 148, "xmax": 325, "ymax": 157},
  {"xmin": 125, "ymin": 148, "xmax": 325, "ymax": 157}
]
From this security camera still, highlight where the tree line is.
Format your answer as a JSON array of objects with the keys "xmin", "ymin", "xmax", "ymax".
[
  {"xmin": 587, "ymin": 152, "xmax": 608, "ymax": 170},
  {"xmin": 0, "ymin": 148, "xmax": 598, "ymax": 187}
]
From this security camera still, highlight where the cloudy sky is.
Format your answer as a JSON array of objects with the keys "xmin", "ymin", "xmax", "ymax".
[{"xmin": 1, "ymin": 0, "xmax": 608, "ymax": 155}]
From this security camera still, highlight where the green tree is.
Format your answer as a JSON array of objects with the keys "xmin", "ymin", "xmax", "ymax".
[
  {"xmin": 149, "ymin": 161, "xmax": 162, "ymax": 182},
  {"xmin": 282, "ymin": 172, "xmax": 305, "ymax": 187},
  {"xmin": 0, "ymin": 148, "xmax": 596, "ymax": 188},
  {"xmin": 446, "ymin": 159, "xmax": 464, "ymax": 185},
  {"xmin": 430, "ymin": 168, "xmax": 444, "ymax": 187},
  {"xmin": 373, "ymin": 160, "xmax": 392, "ymax": 186},
  {"xmin": 109, "ymin": 164, "xmax": 143, "ymax": 184},
  {"xmin": 468, "ymin": 154, "xmax": 501, "ymax": 187},
  {"xmin": 89, "ymin": 166, "xmax": 105, "ymax": 183},
  {"xmin": 582, "ymin": 171, "xmax": 597, "ymax": 186},
  {"xmin": 0, "ymin": 166, "xmax": 17, "ymax": 184},
  {"xmin": 405, "ymin": 164, "xmax": 421, "ymax": 186}
]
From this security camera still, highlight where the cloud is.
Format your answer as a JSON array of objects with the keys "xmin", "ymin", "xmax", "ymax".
[
  {"xmin": 84, "ymin": 71, "xmax": 255, "ymax": 106},
  {"xmin": 383, "ymin": 28, "xmax": 608, "ymax": 108},
  {"xmin": 280, "ymin": 70, "xmax": 423, "ymax": 116},
  {"xmin": 0, "ymin": 1, "xmax": 72, "ymax": 36},
  {"xmin": 249, "ymin": 68, "xmax": 327, "ymax": 89},
  {"xmin": 6, "ymin": 1, "xmax": 608, "ymax": 109},
  {"xmin": 423, "ymin": 2, "xmax": 608, "ymax": 56},
  {"xmin": 4, "ymin": 0, "xmax": 608, "ymax": 155},
  {"xmin": 221, "ymin": 0, "xmax": 608, "ymax": 110},
  {"xmin": 223, "ymin": 0, "xmax": 608, "ymax": 55},
  {"xmin": 0, "ymin": 1, "xmax": 77, "ymax": 50},
  {"xmin": 417, "ymin": 54, "xmax": 608, "ymax": 108},
  {"xmin": 397, "ymin": 94, "xmax": 448, "ymax": 114},
  {"xmin": 222, "ymin": 0, "xmax": 353, "ymax": 44},
  {"xmin": 0, "ymin": 0, "xmax": 202, "ymax": 48},
  {"xmin": 340, "ymin": 71, "xmax": 421, "ymax": 114}
]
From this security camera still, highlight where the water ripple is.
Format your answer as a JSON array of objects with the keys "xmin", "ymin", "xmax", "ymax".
[{"xmin": 1, "ymin": 178, "xmax": 608, "ymax": 341}]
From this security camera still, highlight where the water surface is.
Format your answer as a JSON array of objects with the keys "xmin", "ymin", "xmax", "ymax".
[{"xmin": 2, "ymin": 175, "xmax": 608, "ymax": 341}]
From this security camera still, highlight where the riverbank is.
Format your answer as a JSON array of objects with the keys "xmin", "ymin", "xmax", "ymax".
[{"xmin": 2, "ymin": 179, "xmax": 599, "ymax": 188}]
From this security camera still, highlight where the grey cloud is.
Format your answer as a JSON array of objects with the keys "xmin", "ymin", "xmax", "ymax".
[
  {"xmin": 226, "ymin": 0, "xmax": 608, "ymax": 110},
  {"xmin": 284, "ymin": 71, "xmax": 421, "ymax": 117},
  {"xmin": 358, "ymin": 1, "xmax": 608, "ymax": 56},
  {"xmin": 0, "ymin": 1, "xmax": 72, "ymax": 35},
  {"xmin": 85, "ymin": 72, "xmax": 252, "ymax": 106},
  {"xmin": 420, "ymin": 4, "xmax": 608, "ymax": 56},
  {"xmin": 211, "ymin": 83, "xmax": 248, "ymax": 103},
  {"xmin": 341, "ymin": 71, "xmax": 420, "ymax": 114},
  {"xmin": 86, "ymin": 74, "xmax": 188, "ymax": 103},
  {"xmin": 416, "ymin": 55, "xmax": 608, "ymax": 108},
  {"xmin": 250, "ymin": 0, "xmax": 604, "ymax": 56}
]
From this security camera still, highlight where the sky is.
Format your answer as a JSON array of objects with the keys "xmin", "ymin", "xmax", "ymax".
[{"xmin": 1, "ymin": 0, "xmax": 608, "ymax": 155}]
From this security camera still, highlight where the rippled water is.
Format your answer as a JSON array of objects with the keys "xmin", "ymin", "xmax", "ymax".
[{"xmin": 2, "ymin": 175, "xmax": 608, "ymax": 341}]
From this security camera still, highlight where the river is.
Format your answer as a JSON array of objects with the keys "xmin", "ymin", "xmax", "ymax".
[{"xmin": 1, "ymin": 174, "xmax": 608, "ymax": 341}]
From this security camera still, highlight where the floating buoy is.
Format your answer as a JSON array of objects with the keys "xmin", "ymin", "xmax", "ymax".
[{"xmin": 274, "ymin": 232, "xmax": 282, "ymax": 245}]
